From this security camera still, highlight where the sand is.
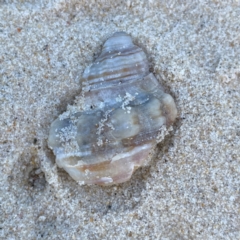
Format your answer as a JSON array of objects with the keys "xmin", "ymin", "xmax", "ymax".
[{"xmin": 0, "ymin": 0, "xmax": 239, "ymax": 239}]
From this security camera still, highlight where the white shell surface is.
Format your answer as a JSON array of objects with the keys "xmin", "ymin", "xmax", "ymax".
[{"xmin": 48, "ymin": 32, "xmax": 177, "ymax": 185}]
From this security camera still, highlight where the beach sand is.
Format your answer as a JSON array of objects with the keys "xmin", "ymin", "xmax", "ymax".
[{"xmin": 0, "ymin": 1, "xmax": 239, "ymax": 239}]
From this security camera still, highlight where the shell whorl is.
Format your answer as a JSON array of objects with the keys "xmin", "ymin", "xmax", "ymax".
[{"xmin": 82, "ymin": 32, "xmax": 149, "ymax": 88}]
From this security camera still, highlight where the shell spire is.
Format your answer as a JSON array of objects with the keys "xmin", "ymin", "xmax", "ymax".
[{"xmin": 82, "ymin": 32, "xmax": 149, "ymax": 87}]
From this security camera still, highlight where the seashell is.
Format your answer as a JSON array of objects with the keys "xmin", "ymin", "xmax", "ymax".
[{"xmin": 48, "ymin": 32, "xmax": 177, "ymax": 185}]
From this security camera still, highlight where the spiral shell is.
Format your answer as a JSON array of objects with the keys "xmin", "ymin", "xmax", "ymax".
[{"xmin": 48, "ymin": 32, "xmax": 177, "ymax": 185}]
